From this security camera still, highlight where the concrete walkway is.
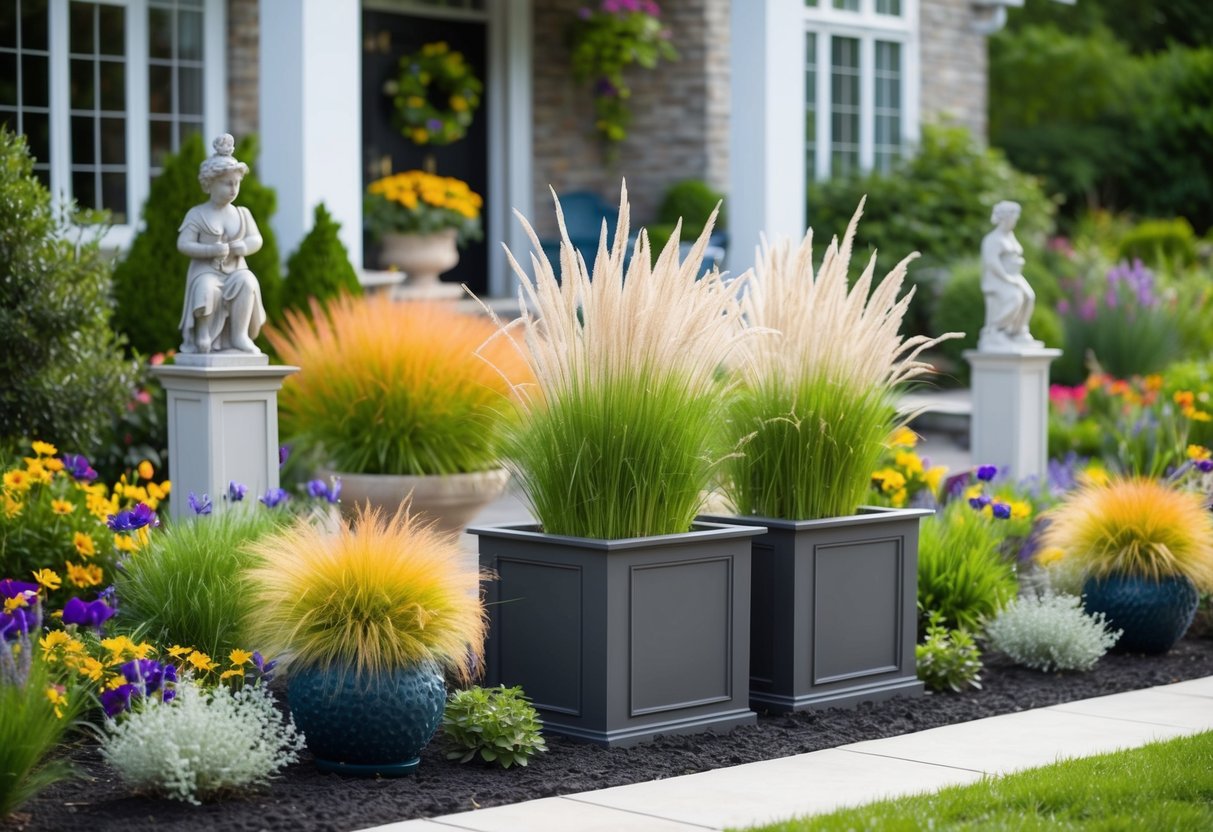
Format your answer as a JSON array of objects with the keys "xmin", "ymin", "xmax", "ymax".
[{"xmin": 362, "ymin": 676, "xmax": 1213, "ymax": 832}]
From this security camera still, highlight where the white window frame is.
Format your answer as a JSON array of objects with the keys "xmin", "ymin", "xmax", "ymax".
[
  {"xmin": 804, "ymin": 0, "xmax": 919, "ymax": 180},
  {"xmin": 43, "ymin": 0, "xmax": 225, "ymax": 249}
]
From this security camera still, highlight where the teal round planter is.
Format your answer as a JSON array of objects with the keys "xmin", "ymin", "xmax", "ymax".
[
  {"xmin": 1082, "ymin": 574, "xmax": 1199, "ymax": 655},
  {"xmin": 287, "ymin": 662, "xmax": 445, "ymax": 776}
]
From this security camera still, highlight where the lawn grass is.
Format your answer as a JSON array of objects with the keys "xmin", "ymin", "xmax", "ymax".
[{"xmin": 735, "ymin": 730, "xmax": 1213, "ymax": 831}]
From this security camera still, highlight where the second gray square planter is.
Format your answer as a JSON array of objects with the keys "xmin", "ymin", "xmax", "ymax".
[
  {"xmin": 700, "ymin": 507, "xmax": 930, "ymax": 712},
  {"xmin": 471, "ymin": 522, "xmax": 761, "ymax": 746}
]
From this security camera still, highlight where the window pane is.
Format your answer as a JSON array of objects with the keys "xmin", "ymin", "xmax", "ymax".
[
  {"xmin": 71, "ymin": 115, "xmax": 95, "ymax": 164},
  {"xmin": 102, "ymin": 171, "xmax": 127, "ymax": 223},
  {"xmin": 100, "ymin": 116, "xmax": 125, "ymax": 163},
  {"xmin": 804, "ymin": 0, "xmax": 819, "ymax": 6},
  {"xmin": 150, "ymin": 118, "xmax": 171, "ymax": 167},
  {"xmin": 178, "ymin": 65, "xmax": 202, "ymax": 115},
  {"xmin": 149, "ymin": 63, "xmax": 172, "ymax": 113},
  {"xmin": 98, "ymin": 3, "xmax": 124, "ymax": 56},
  {"xmin": 874, "ymin": 40, "xmax": 902, "ymax": 173},
  {"xmin": 830, "ymin": 36, "xmax": 860, "ymax": 177},
  {"xmin": 832, "ymin": 0, "xmax": 859, "ymax": 10},
  {"xmin": 178, "ymin": 10, "xmax": 203, "ymax": 61},
  {"xmin": 22, "ymin": 54, "xmax": 47, "ymax": 107},
  {"xmin": 805, "ymin": 32, "xmax": 816, "ymax": 178},
  {"xmin": 69, "ymin": 2, "xmax": 93, "ymax": 55},
  {"xmin": 70, "ymin": 58, "xmax": 94, "ymax": 109},
  {"xmin": 149, "ymin": 7, "xmax": 172, "ymax": 59},
  {"xmin": 99, "ymin": 59, "xmax": 124, "ymax": 111},
  {"xmin": 0, "ymin": 2, "xmax": 16, "ymax": 48},
  {"xmin": 72, "ymin": 170, "xmax": 97, "ymax": 210},
  {"xmin": 0, "ymin": 55, "xmax": 15, "ymax": 106},
  {"xmin": 876, "ymin": 0, "xmax": 901, "ymax": 14},
  {"xmin": 22, "ymin": 0, "xmax": 48, "ymax": 52},
  {"xmin": 25, "ymin": 111, "xmax": 48, "ymax": 162}
]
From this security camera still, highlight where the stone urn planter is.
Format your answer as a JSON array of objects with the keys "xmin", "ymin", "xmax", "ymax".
[
  {"xmin": 1082, "ymin": 574, "xmax": 1200, "ymax": 655},
  {"xmin": 471, "ymin": 521, "xmax": 762, "ymax": 746},
  {"xmin": 321, "ymin": 468, "xmax": 509, "ymax": 538},
  {"xmin": 381, "ymin": 228, "xmax": 461, "ymax": 298},
  {"xmin": 700, "ymin": 506, "xmax": 930, "ymax": 712},
  {"xmin": 287, "ymin": 662, "xmax": 445, "ymax": 776}
]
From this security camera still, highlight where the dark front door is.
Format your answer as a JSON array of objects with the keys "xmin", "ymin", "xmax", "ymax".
[{"xmin": 362, "ymin": 10, "xmax": 489, "ymax": 295}]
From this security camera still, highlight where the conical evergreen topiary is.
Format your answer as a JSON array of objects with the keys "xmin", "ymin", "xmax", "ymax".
[
  {"xmin": 112, "ymin": 133, "xmax": 283, "ymax": 355},
  {"xmin": 0, "ymin": 128, "xmax": 136, "ymax": 456},
  {"xmin": 282, "ymin": 203, "xmax": 362, "ymax": 315}
]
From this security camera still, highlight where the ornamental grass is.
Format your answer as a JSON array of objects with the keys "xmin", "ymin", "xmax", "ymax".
[
  {"xmin": 1039, "ymin": 477, "xmax": 1213, "ymax": 591},
  {"xmin": 480, "ymin": 183, "xmax": 756, "ymax": 539},
  {"xmin": 264, "ymin": 295, "xmax": 532, "ymax": 477},
  {"xmin": 244, "ymin": 505, "xmax": 485, "ymax": 681},
  {"xmin": 722, "ymin": 198, "xmax": 960, "ymax": 520}
]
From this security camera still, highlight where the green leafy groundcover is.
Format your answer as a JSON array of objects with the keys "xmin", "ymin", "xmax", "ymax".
[{"xmin": 736, "ymin": 730, "xmax": 1213, "ymax": 831}]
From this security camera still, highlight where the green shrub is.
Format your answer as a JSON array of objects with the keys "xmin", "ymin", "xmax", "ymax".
[
  {"xmin": 442, "ymin": 685, "xmax": 548, "ymax": 769},
  {"xmin": 112, "ymin": 134, "xmax": 282, "ymax": 356},
  {"xmin": 1117, "ymin": 218, "xmax": 1198, "ymax": 266},
  {"xmin": 1161, "ymin": 359, "xmax": 1213, "ymax": 448},
  {"xmin": 648, "ymin": 179, "xmax": 725, "ymax": 254},
  {"xmin": 0, "ymin": 129, "xmax": 137, "ymax": 458},
  {"xmin": 917, "ymin": 501, "xmax": 1019, "ymax": 635},
  {"xmin": 985, "ymin": 592, "xmax": 1121, "ymax": 672},
  {"xmin": 930, "ymin": 260, "xmax": 1063, "ymax": 386},
  {"xmin": 281, "ymin": 203, "xmax": 362, "ymax": 315},
  {"xmin": 808, "ymin": 124, "xmax": 1055, "ymax": 337},
  {"xmin": 114, "ymin": 509, "xmax": 287, "ymax": 659},
  {"xmin": 915, "ymin": 612, "xmax": 983, "ymax": 693}
]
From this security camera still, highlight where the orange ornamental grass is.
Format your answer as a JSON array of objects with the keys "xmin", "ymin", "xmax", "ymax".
[
  {"xmin": 1040, "ymin": 477, "xmax": 1213, "ymax": 590},
  {"xmin": 264, "ymin": 295, "xmax": 533, "ymax": 476}
]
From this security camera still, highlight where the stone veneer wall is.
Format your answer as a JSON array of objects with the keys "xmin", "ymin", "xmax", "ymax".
[
  {"xmin": 227, "ymin": 0, "xmax": 259, "ymax": 140},
  {"xmin": 918, "ymin": 0, "xmax": 987, "ymax": 141},
  {"xmin": 530, "ymin": 0, "xmax": 730, "ymax": 236}
]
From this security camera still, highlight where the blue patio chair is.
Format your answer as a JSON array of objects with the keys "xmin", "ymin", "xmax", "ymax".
[{"xmin": 538, "ymin": 191, "xmax": 619, "ymax": 277}]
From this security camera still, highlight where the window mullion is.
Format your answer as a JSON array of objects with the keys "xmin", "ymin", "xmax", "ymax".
[
  {"xmin": 815, "ymin": 33, "xmax": 830, "ymax": 181},
  {"xmin": 858, "ymin": 34, "xmax": 874, "ymax": 172},
  {"xmin": 126, "ymin": 0, "xmax": 149, "ymax": 233},
  {"xmin": 48, "ymin": 0, "xmax": 71, "ymax": 206}
]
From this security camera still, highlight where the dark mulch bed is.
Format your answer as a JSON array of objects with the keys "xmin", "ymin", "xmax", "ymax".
[{"xmin": 13, "ymin": 637, "xmax": 1213, "ymax": 832}]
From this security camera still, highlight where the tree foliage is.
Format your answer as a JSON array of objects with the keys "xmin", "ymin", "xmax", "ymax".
[
  {"xmin": 281, "ymin": 203, "xmax": 362, "ymax": 315},
  {"xmin": 0, "ymin": 128, "xmax": 136, "ymax": 456}
]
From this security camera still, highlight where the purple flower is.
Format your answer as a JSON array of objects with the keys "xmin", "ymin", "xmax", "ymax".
[
  {"xmin": 61, "ymin": 596, "xmax": 115, "ymax": 629},
  {"xmin": 305, "ymin": 477, "xmax": 342, "ymax": 504},
  {"xmin": 594, "ymin": 77, "xmax": 618, "ymax": 97},
  {"xmin": 279, "ymin": 445, "xmax": 291, "ymax": 468},
  {"xmin": 0, "ymin": 579, "xmax": 38, "ymax": 599},
  {"xmin": 976, "ymin": 465, "xmax": 998, "ymax": 482},
  {"xmin": 188, "ymin": 492, "xmax": 213, "ymax": 516},
  {"xmin": 1079, "ymin": 297, "xmax": 1098, "ymax": 321},
  {"xmin": 968, "ymin": 495, "xmax": 991, "ymax": 510},
  {"xmin": 228, "ymin": 480, "xmax": 248, "ymax": 502},
  {"xmin": 1197, "ymin": 459, "xmax": 1213, "ymax": 474},
  {"xmin": 426, "ymin": 118, "xmax": 443, "ymax": 132},
  {"xmin": 260, "ymin": 488, "xmax": 290, "ymax": 508},
  {"xmin": 61, "ymin": 453, "xmax": 98, "ymax": 482},
  {"xmin": 250, "ymin": 651, "xmax": 278, "ymax": 684},
  {"xmin": 991, "ymin": 502, "xmax": 1012, "ymax": 520},
  {"xmin": 120, "ymin": 658, "xmax": 174, "ymax": 696},
  {"xmin": 578, "ymin": 6, "xmax": 592, "ymax": 19},
  {"xmin": 107, "ymin": 502, "xmax": 159, "ymax": 532},
  {"xmin": 101, "ymin": 684, "xmax": 138, "ymax": 717}
]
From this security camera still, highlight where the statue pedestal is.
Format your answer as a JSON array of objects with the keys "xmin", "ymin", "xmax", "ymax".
[
  {"xmin": 964, "ymin": 348, "xmax": 1061, "ymax": 484},
  {"xmin": 151, "ymin": 361, "xmax": 299, "ymax": 522}
]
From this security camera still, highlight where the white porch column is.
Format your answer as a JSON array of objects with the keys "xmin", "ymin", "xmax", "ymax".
[
  {"xmin": 727, "ymin": 0, "xmax": 806, "ymax": 275},
  {"xmin": 258, "ymin": 0, "xmax": 363, "ymax": 269}
]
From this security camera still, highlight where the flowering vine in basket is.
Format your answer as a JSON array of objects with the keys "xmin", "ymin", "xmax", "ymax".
[
  {"xmin": 569, "ymin": 0, "xmax": 678, "ymax": 144},
  {"xmin": 364, "ymin": 171, "xmax": 484, "ymax": 247},
  {"xmin": 387, "ymin": 41, "xmax": 483, "ymax": 147}
]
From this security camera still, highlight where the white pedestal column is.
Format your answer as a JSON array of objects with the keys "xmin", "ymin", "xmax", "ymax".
[
  {"xmin": 152, "ymin": 361, "xmax": 299, "ymax": 522},
  {"xmin": 964, "ymin": 348, "xmax": 1061, "ymax": 484}
]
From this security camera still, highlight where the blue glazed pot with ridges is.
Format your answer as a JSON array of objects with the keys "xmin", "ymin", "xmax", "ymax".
[
  {"xmin": 287, "ymin": 662, "xmax": 445, "ymax": 776},
  {"xmin": 1082, "ymin": 574, "xmax": 1199, "ymax": 655}
]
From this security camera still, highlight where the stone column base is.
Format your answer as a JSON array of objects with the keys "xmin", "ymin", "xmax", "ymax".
[{"xmin": 963, "ymin": 348, "xmax": 1061, "ymax": 483}]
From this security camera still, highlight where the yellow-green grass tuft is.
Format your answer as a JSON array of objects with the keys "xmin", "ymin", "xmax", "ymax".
[
  {"xmin": 244, "ymin": 505, "xmax": 487, "ymax": 681},
  {"xmin": 1041, "ymin": 477, "xmax": 1213, "ymax": 591},
  {"xmin": 264, "ymin": 294, "xmax": 533, "ymax": 476}
]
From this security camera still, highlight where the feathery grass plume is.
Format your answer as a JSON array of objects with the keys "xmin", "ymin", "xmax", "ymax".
[
  {"xmin": 115, "ymin": 508, "xmax": 288, "ymax": 659},
  {"xmin": 478, "ymin": 182, "xmax": 759, "ymax": 539},
  {"xmin": 264, "ymin": 294, "xmax": 532, "ymax": 476},
  {"xmin": 244, "ymin": 504, "xmax": 486, "ymax": 681},
  {"xmin": 723, "ymin": 197, "xmax": 962, "ymax": 520},
  {"xmin": 1040, "ymin": 477, "xmax": 1213, "ymax": 591}
]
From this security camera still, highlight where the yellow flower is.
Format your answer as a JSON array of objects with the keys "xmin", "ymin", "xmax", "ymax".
[
  {"xmin": 187, "ymin": 651, "xmax": 217, "ymax": 672},
  {"xmin": 1174, "ymin": 390, "xmax": 1196, "ymax": 409},
  {"xmin": 147, "ymin": 481, "xmax": 167, "ymax": 501},
  {"xmin": 411, "ymin": 128, "xmax": 429, "ymax": 143},
  {"xmin": 219, "ymin": 669, "xmax": 244, "ymax": 681},
  {"xmin": 124, "ymin": 485, "xmax": 149, "ymax": 503},
  {"xmin": 887, "ymin": 425, "xmax": 918, "ymax": 448},
  {"xmin": 113, "ymin": 534, "xmax": 137, "ymax": 553},
  {"xmin": 924, "ymin": 466, "xmax": 947, "ymax": 494},
  {"xmin": 3, "ymin": 469, "xmax": 31, "ymax": 492},
  {"xmin": 44, "ymin": 457, "xmax": 64, "ymax": 473},
  {"xmin": 137, "ymin": 460, "xmax": 154, "ymax": 481},
  {"xmin": 894, "ymin": 451, "xmax": 924, "ymax": 477},
  {"xmin": 31, "ymin": 441, "xmax": 58, "ymax": 457},
  {"xmin": 406, "ymin": 95, "xmax": 424, "ymax": 108},
  {"xmin": 168, "ymin": 645, "xmax": 191, "ymax": 659},
  {"xmin": 3, "ymin": 594, "xmax": 29, "ymax": 613},
  {"xmin": 78, "ymin": 656, "xmax": 105, "ymax": 682},
  {"xmin": 229, "ymin": 648, "xmax": 254, "ymax": 667},
  {"xmin": 100, "ymin": 635, "xmax": 139, "ymax": 663},
  {"xmin": 65, "ymin": 561, "xmax": 103, "ymax": 588},
  {"xmin": 104, "ymin": 675, "xmax": 128, "ymax": 691},
  {"xmin": 1009, "ymin": 500, "xmax": 1032, "ymax": 520},
  {"xmin": 32, "ymin": 568, "xmax": 61, "ymax": 591},
  {"xmin": 964, "ymin": 483, "xmax": 984, "ymax": 500},
  {"xmin": 1078, "ymin": 464, "xmax": 1109, "ymax": 488},
  {"xmin": 449, "ymin": 95, "xmax": 468, "ymax": 112},
  {"xmin": 51, "ymin": 499, "xmax": 75, "ymax": 515},
  {"xmin": 1188, "ymin": 445, "xmax": 1212, "ymax": 461},
  {"xmin": 45, "ymin": 686, "xmax": 68, "ymax": 719},
  {"xmin": 40, "ymin": 630, "xmax": 72, "ymax": 656},
  {"xmin": 872, "ymin": 468, "xmax": 906, "ymax": 494},
  {"xmin": 890, "ymin": 488, "xmax": 908, "ymax": 508},
  {"xmin": 73, "ymin": 532, "xmax": 96, "ymax": 558},
  {"xmin": 24, "ymin": 458, "xmax": 49, "ymax": 482},
  {"xmin": 3, "ymin": 493, "xmax": 22, "ymax": 518}
]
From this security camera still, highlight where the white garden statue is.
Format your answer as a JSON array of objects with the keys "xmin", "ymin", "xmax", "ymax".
[
  {"xmin": 177, "ymin": 134, "xmax": 267, "ymax": 356},
  {"xmin": 978, "ymin": 200, "xmax": 1043, "ymax": 352}
]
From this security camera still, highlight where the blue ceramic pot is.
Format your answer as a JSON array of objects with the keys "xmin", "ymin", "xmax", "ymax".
[
  {"xmin": 1082, "ymin": 573, "xmax": 1199, "ymax": 655},
  {"xmin": 287, "ymin": 662, "xmax": 445, "ymax": 776}
]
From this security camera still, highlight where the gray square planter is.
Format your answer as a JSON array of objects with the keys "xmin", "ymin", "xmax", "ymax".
[
  {"xmin": 700, "ymin": 507, "xmax": 930, "ymax": 712},
  {"xmin": 470, "ymin": 522, "xmax": 762, "ymax": 746}
]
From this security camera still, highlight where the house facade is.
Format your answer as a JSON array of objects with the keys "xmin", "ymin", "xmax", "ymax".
[{"xmin": 3, "ymin": 0, "xmax": 994, "ymax": 297}]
